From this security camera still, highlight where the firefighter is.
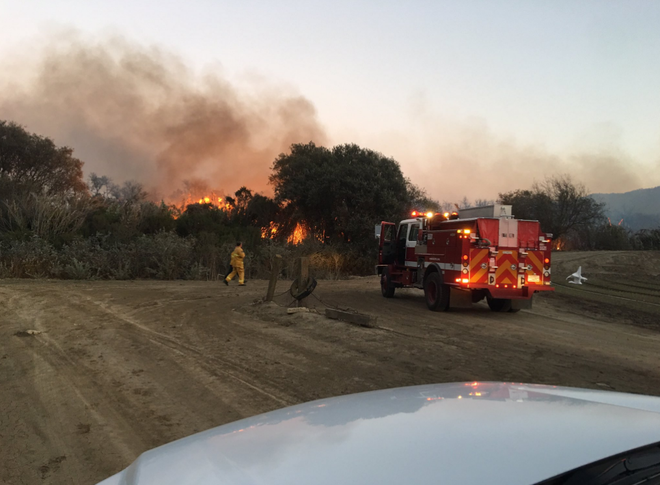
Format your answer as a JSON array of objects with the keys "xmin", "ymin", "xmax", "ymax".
[{"xmin": 224, "ymin": 242, "xmax": 246, "ymax": 286}]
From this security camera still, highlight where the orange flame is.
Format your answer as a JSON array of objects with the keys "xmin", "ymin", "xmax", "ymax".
[
  {"xmin": 288, "ymin": 223, "xmax": 306, "ymax": 245},
  {"xmin": 261, "ymin": 222, "xmax": 279, "ymax": 239},
  {"xmin": 175, "ymin": 192, "xmax": 225, "ymax": 210},
  {"xmin": 169, "ymin": 193, "xmax": 229, "ymax": 219}
]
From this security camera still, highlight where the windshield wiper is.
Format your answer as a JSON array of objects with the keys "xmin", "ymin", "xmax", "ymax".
[{"xmin": 537, "ymin": 441, "xmax": 660, "ymax": 485}]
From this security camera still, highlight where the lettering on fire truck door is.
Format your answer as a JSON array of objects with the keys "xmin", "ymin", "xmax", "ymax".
[
  {"xmin": 498, "ymin": 218, "xmax": 518, "ymax": 248},
  {"xmin": 497, "ymin": 219, "xmax": 519, "ymax": 285}
]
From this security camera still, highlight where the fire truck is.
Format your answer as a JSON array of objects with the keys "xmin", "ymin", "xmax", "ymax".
[{"xmin": 376, "ymin": 204, "xmax": 554, "ymax": 312}]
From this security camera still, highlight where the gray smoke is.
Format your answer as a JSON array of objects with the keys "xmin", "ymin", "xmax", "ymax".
[
  {"xmin": 375, "ymin": 114, "xmax": 657, "ymax": 202},
  {"xmin": 0, "ymin": 31, "xmax": 327, "ymax": 201}
]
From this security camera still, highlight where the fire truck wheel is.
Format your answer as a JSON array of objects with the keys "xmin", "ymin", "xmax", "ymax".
[
  {"xmin": 424, "ymin": 272, "xmax": 449, "ymax": 311},
  {"xmin": 381, "ymin": 269, "xmax": 396, "ymax": 298},
  {"xmin": 487, "ymin": 297, "xmax": 512, "ymax": 312}
]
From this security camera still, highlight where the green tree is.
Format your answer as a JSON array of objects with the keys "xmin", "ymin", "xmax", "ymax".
[
  {"xmin": 634, "ymin": 228, "xmax": 660, "ymax": 250},
  {"xmin": 270, "ymin": 142, "xmax": 409, "ymax": 248},
  {"xmin": 231, "ymin": 186, "xmax": 254, "ymax": 224},
  {"xmin": 245, "ymin": 194, "xmax": 281, "ymax": 228},
  {"xmin": 593, "ymin": 224, "xmax": 631, "ymax": 250},
  {"xmin": 176, "ymin": 203, "xmax": 230, "ymax": 238},
  {"xmin": 0, "ymin": 121, "xmax": 87, "ymax": 198}
]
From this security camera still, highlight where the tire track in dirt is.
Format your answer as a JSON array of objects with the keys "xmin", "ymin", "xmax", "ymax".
[
  {"xmin": 3, "ymin": 274, "xmax": 660, "ymax": 485},
  {"xmin": 1, "ymin": 287, "xmax": 146, "ymax": 484},
  {"xmin": 0, "ymin": 283, "xmax": 293, "ymax": 484},
  {"xmin": 67, "ymin": 291, "xmax": 297, "ymax": 407}
]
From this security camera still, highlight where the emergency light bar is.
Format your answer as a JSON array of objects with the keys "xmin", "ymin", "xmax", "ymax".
[{"xmin": 410, "ymin": 211, "xmax": 460, "ymax": 220}]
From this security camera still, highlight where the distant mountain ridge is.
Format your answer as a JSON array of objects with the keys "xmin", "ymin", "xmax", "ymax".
[{"xmin": 591, "ymin": 186, "xmax": 660, "ymax": 231}]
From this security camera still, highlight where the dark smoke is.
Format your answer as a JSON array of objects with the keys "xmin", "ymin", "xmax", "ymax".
[{"xmin": 0, "ymin": 32, "xmax": 327, "ymax": 201}]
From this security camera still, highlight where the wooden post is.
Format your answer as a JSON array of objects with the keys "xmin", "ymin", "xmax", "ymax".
[
  {"xmin": 296, "ymin": 257, "xmax": 309, "ymax": 307},
  {"xmin": 265, "ymin": 255, "xmax": 282, "ymax": 302}
]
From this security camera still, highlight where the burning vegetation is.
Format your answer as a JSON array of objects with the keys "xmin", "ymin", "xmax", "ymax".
[
  {"xmin": 261, "ymin": 222, "xmax": 279, "ymax": 240},
  {"xmin": 5, "ymin": 115, "xmax": 645, "ymax": 285},
  {"xmin": 287, "ymin": 223, "xmax": 306, "ymax": 245},
  {"xmin": 259, "ymin": 221, "xmax": 307, "ymax": 245},
  {"xmin": 178, "ymin": 195, "xmax": 227, "ymax": 210},
  {"xmin": 0, "ymin": 32, "xmax": 327, "ymax": 199}
]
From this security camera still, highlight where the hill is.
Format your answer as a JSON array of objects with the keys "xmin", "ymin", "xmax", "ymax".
[{"xmin": 591, "ymin": 186, "xmax": 660, "ymax": 231}]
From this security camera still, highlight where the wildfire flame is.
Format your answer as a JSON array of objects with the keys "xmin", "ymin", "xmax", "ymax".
[
  {"xmin": 196, "ymin": 196, "xmax": 223, "ymax": 206},
  {"xmin": 169, "ymin": 193, "xmax": 232, "ymax": 219},
  {"xmin": 261, "ymin": 222, "xmax": 279, "ymax": 239},
  {"xmin": 175, "ymin": 192, "xmax": 226, "ymax": 210},
  {"xmin": 260, "ymin": 222, "xmax": 307, "ymax": 245},
  {"xmin": 288, "ymin": 223, "xmax": 306, "ymax": 245}
]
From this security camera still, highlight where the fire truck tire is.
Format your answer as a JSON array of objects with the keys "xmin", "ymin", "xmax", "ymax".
[
  {"xmin": 424, "ymin": 272, "xmax": 449, "ymax": 311},
  {"xmin": 381, "ymin": 269, "xmax": 396, "ymax": 298},
  {"xmin": 487, "ymin": 297, "xmax": 512, "ymax": 312}
]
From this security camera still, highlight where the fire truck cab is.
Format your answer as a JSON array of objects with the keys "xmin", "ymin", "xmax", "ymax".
[{"xmin": 376, "ymin": 205, "xmax": 554, "ymax": 312}]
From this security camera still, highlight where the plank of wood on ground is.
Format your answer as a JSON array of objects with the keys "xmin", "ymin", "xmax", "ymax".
[{"xmin": 325, "ymin": 308, "xmax": 376, "ymax": 328}]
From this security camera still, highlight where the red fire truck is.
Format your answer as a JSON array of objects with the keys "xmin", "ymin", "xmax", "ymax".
[{"xmin": 376, "ymin": 205, "xmax": 554, "ymax": 312}]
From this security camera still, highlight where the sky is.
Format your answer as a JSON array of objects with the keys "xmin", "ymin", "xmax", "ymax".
[{"xmin": 1, "ymin": 0, "xmax": 659, "ymax": 202}]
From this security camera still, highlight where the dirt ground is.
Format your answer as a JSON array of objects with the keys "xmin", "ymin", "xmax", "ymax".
[{"xmin": 2, "ymin": 250, "xmax": 660, "ymax": 484}]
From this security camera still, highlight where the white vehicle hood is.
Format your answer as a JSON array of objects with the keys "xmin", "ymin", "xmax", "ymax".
[{"xmin": 98, "ymin": 382, "xmax": 660, "ymax": 485}]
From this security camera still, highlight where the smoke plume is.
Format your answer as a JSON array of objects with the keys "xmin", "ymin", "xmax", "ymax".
[
  {"xmin": 2, "ymin": 31, "xmax": 656, "ymax": 206},
  {"xmin": 369, "ymin": 98, "xmax": 659, "ymax": 202},
  {"xmin": 0, "ymin": 31, "xmax": 327, "ymax": 202}
]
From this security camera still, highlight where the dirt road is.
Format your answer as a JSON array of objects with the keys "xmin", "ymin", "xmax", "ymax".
[{"xmin": 2, "ymin": 251, "xmax": 660, "ymax": 484}]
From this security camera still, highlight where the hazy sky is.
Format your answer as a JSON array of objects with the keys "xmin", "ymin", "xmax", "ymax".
[{"xmin": 1, "ymin": 0, "xmax": 659, "ymax": 199}]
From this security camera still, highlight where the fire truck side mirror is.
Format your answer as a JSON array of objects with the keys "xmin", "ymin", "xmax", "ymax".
[{"xmin": 374, "ymin": 224, "xmax": 381, "ymax": 239}]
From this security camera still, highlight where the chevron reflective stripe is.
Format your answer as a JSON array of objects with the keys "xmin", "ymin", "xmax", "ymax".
[
  {"xmin": 525, "ymin": 250, "xmax": 544, "ymax": 285},
  {"xmin": 469, "ymin": 248, "xmax": 489, "ymax": 284},
  {"xmin": 496, "ymin": 250, "xmax": 518, "ymax": 284}
]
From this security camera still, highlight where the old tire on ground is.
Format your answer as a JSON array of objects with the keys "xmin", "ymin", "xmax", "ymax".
[
  {"xmin": 424, "ymin": 272, "xmax": 450, "ymax": 311},
  {"xmin": 487, "ymin": 297, "xmax": 512, "ymax": 312},
  {"xmin": 381, "ymin": 268, "xmax": 395, "ymax": 298}
]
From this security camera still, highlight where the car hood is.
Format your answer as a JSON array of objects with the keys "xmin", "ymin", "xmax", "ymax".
[{"xmin": 98, "ymin": 382, "xmax": 660, "ymax": 485}]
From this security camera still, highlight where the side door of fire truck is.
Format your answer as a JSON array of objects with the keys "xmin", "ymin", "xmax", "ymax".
[
  {"xmin": 378, "ymin": 222, "xmax": 397, "ymax": 265},
  {"xmin": 405, "ymin": 222, "xmax": 420, "ymax": 267},
  {"xmin": 396, "ymin": 223, "xmax": 408, "ymax": 263}
]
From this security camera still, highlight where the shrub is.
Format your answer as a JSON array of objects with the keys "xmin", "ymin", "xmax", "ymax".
[{"xmin": 0, "ymin": 236, "xmax": 59, "ymax": 278}]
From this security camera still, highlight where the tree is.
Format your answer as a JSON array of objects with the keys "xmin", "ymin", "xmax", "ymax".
[
  {"xmin": 406, "ymin": 179, "xmax": 440, "ymax": 212},
  {"xmin": 109, "ymin": 181, "xmax": 148, "ymax": 203},
  {"xmin": 232, "ymin": 186, "xmax": 253, "ymax": 223},
  {"xmin": 270, "ymin": 142, "xmax": 409, "ymax": 248},
  {"xmin": 474, "ymin": 198, "xmax": 494, "ymax": 207},
  {"xmin": 593, "ymin": 224, "xmax": 631, "ymax": 250},
  {"xmin": 245, "ymin": 194, "xmax": 281, "ymax": 228},
  {"xmin": 499, "ymin": 175, "xmax": 605, "ymax": 244},
  {"xmin": 175, "ymin": 203, "xmax": 229, "ymax": 238},
  {"xmin": 458, "ymin": 196, "xmax": 472, "ymax": 209},
  {"xmin": 89, "ymin": 173, "xmax": 113, "ymax": 197},
  {"xmin": 0, "ymin": 121, "xmax": 87, "ymax": 198}
]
